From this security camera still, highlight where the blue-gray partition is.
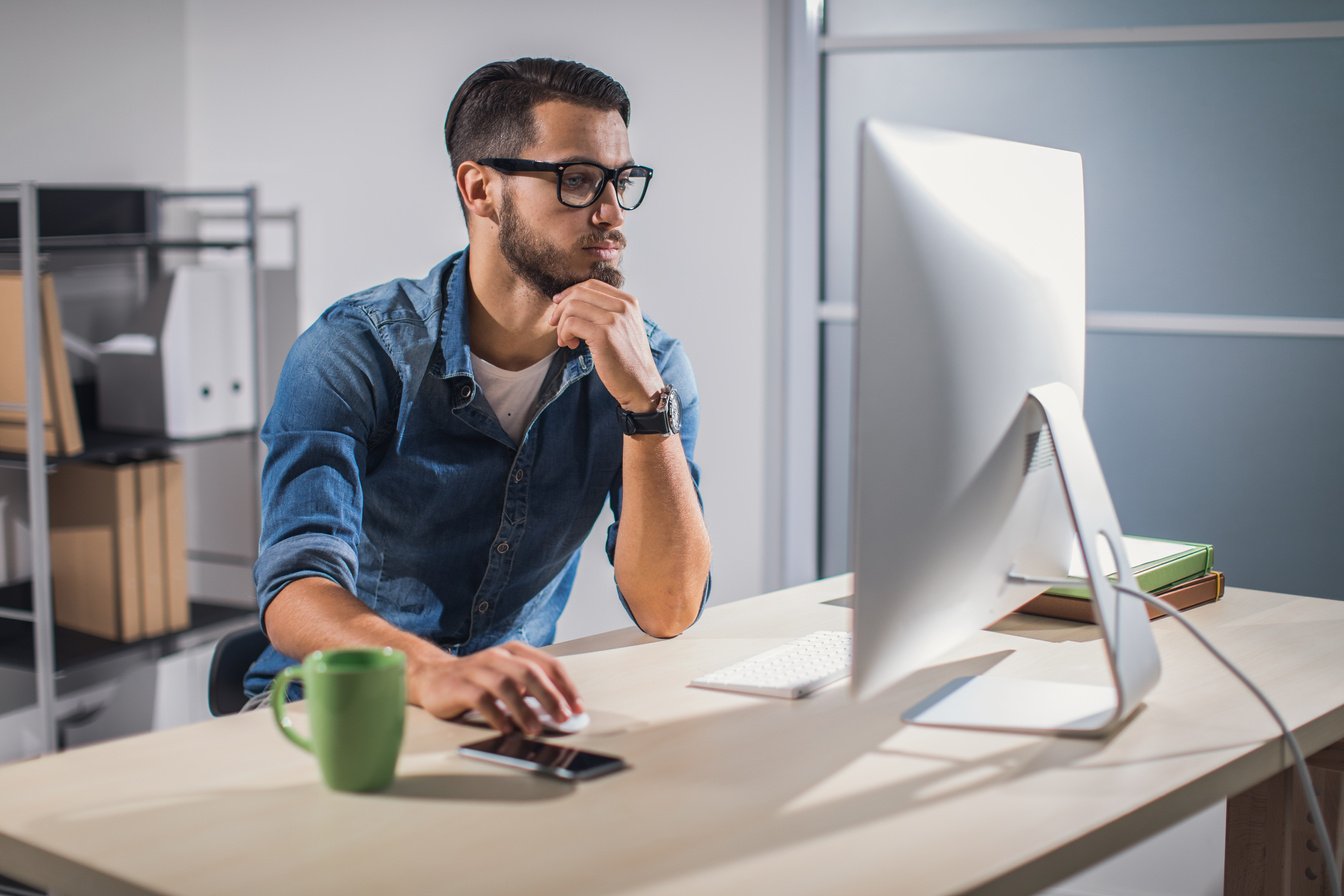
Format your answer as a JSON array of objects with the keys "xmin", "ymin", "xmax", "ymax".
[{"xmin": 815, "ymin": 4, "xmax": 1344, "ymax": 599}]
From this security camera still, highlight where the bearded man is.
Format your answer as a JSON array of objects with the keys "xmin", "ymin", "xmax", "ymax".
[{"xmin": 245, "ymin": 58, "xmax": 712, "ymax": 735}]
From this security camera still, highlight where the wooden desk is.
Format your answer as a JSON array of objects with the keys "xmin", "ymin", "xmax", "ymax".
[{"xmin": 2, "ymin": 578, "xmax": 1343, "ymax": 895}]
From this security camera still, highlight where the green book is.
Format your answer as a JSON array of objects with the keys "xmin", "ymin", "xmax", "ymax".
[{"xmin": 1044, "ymin": 535, "xmax": 1214, "ymax": 600}]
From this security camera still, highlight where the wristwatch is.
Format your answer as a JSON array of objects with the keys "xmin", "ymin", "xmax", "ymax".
[{"xmin": 620, "ymin": 384, "xmax": 681, "ymax": 436}]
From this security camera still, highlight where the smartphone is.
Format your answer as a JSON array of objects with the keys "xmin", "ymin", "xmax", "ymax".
[{"xmin": 458, "ymin": 733, "xmax": 628, "ymax": 781}]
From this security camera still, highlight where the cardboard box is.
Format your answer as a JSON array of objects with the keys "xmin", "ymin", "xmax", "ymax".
[
  {"xmin": 48, "ymin": 461, "xmax": 142, "ymax": 640},
  {"xmin": 48, "ymin": 457, "xmax": 190, "ymax": 642},
  {"xmin": 161, "ymin": 458, "xmax": 190, "ymax": 631},
  {"xmin": 0, "ymin": 271, "xmax": 84, "ymax": 455},
  {"xmin": 137, "ymin": 462, "xmax": 167, "ymax": 637}
]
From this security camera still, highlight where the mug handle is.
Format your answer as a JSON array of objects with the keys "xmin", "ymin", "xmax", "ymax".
[{"xmin": 271, "ymin": 665, "xmax": 313, "ymax": 753}]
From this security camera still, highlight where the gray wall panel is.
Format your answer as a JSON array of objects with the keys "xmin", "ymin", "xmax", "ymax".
[{"xmin": 1086, "ymin": 332, "xmax": 1343, "ymax": 600}]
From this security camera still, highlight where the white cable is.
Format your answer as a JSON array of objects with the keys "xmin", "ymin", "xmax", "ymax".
[{"xmin": 1114, "ymin": 584, "xmax": 1342, "ymax": 896}]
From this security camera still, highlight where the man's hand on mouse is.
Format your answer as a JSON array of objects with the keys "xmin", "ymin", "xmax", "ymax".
[
  {"xmin": 407, "ymin": 641, "xmax": 583, "ymax": 737},
  {"xmin": 548, "ymin": 279, "xmax": 665, "ymax": 413}
]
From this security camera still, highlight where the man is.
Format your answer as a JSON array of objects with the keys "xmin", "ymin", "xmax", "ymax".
[{"xmin": 244, "ymin": 58, "xmax": 712, "ymax": 736}]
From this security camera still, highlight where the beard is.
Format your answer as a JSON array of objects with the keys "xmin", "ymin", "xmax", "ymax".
[{"xmin": 498, "ymin": 190, "xmax": 625, "ymax": 299}]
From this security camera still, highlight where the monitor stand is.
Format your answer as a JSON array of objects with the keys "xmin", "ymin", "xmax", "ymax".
[{"xmin": 902, "ymin": 382, "xmax": 1162, "ymax": 738}]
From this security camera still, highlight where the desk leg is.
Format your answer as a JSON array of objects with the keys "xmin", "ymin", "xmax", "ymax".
[{"xmin": 1226, "ymin": 741, "xmax": 1344, "ymax": 896}]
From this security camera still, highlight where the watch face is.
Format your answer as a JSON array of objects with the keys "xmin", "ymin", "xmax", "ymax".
[{"xmin": 666, "ymin": 387, "xmax": 681, "ymax": 434}]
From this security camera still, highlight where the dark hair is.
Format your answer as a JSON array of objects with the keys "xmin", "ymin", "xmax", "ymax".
[{"xmin": 444, "ymin": 58, "xmax": 631, "ymax": 214}]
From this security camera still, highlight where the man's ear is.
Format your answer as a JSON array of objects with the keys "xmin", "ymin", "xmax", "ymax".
[{"xmin": 456, "ymin": 161, "xmax": 498, "ymax": 221}]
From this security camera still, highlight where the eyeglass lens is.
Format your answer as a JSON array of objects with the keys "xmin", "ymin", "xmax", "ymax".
[{"xmin": 559, "ymin": 165, "xmax": 651, "ymax": 210}]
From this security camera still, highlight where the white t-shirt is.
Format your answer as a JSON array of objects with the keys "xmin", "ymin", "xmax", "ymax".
[{"xmin": 470, "ymin": 350, "xmax": 557, "ymax": 444}]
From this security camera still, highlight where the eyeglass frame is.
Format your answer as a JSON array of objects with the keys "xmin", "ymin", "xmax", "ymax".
[{"xmin": 476, "ymin": 158, "xmax": 654, "ymax": 210}]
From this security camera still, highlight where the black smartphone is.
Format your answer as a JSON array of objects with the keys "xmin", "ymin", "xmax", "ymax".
[{"xmin": 458, "ymin": 733, "xmax": 628, "ymax": 781}]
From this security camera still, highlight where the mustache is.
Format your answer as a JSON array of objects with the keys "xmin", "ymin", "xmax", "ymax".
[{"xmin": 578, "ymin": 231, "xmax": 626, "ymax": 249}]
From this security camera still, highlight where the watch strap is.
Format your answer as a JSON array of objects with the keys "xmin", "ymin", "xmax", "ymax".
[{"xmin": 620, "ymin": 385, "xmax": 679, "ymax": 435}]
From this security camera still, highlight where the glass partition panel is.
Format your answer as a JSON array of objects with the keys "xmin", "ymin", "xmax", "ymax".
[
  {"xmin": 819, "ymin": 34, "xmax": 1344, "ymax": 592},
  {"xmin": 825, "ymin": 41, "xmax": 1344, "ymax": 319},
  {"xmin": 826, "ymin": 0, "xmax": 1344, "ymax": 38}
]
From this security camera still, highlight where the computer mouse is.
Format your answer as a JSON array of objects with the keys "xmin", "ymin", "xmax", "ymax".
[{"xmin": 460, "ymin": 695, "xmax": 591, "ymax": 735}]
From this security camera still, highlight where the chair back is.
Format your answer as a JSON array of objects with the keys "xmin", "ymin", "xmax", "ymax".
[{"xmin": 208, "ymin": 626, "xmax": 270, "ymax": 716}]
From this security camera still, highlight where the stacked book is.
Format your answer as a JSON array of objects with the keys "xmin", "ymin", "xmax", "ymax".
[{"xmin": 1018, "ymin": 535, "xmax": 1222, "ymax": 623}]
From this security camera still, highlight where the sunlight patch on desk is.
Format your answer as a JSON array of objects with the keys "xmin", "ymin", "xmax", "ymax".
[
  {"xmin": 772, "ymin": 721, "xmax": 1065, "ymax": 818},
  {"xmin": 772, "ymin": 748, "xmax": 947, "ymax": 817}
]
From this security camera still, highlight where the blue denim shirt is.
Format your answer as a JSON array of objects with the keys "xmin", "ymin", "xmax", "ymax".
[{"xmin": 245, "ymin": 249, "xmax": 707, "ymax": 695}]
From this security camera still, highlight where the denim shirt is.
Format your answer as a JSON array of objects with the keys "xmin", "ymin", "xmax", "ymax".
[{"xmin": 245, "ymin": 249, "xmax": 707, "ymax": 695}]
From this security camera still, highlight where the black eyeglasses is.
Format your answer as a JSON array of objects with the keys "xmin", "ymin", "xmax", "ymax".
[{"xmin": 477, "ymin": 158, "xmax": 654, "ymax": 210}]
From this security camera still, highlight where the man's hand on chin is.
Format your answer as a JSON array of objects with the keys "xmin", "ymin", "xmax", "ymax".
[{"xmin": 548, "ymin": 279, "xmax": 664, "ymax": 410}]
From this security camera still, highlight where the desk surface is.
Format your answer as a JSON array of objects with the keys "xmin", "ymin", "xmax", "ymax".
[{"xmin": 2, "ymin": 577, "xmax": 1343, "ymax": 896}]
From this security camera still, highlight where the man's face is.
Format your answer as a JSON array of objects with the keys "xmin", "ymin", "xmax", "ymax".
[{"xmin": 495, "ymin": 100, "xmax": 632, "ymax": 299}]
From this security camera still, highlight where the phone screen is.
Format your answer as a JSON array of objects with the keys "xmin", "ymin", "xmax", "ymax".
[{"xmin": 459, "ymin": 734, "xmax": 628, "ymax": 781}]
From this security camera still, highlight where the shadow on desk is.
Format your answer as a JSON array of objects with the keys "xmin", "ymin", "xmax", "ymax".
[{"xmin": 383, "ymin": 773, "xmax": 574, "ymax": 802}]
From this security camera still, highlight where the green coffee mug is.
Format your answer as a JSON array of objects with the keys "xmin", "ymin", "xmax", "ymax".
[{"xmin": 271, "ymin": 647, "xmax": 407, "ymax": 792}]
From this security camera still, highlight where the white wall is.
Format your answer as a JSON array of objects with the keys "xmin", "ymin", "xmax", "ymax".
[
  {"xmin": 0, "ymin": 0, "xmax": 187, "ymax": 184},
  {"xmin": 182, "ymin": 0, "xmax": 772, "ymax": 637},
  {"xmin": 0, "ymin": 0, "xmax": 187, "ymax": 584}
]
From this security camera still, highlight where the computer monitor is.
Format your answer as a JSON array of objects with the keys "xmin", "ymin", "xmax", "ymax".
[{"xmin": 848, "ymin": 121, "xmax": 1161, "ymax": 737}]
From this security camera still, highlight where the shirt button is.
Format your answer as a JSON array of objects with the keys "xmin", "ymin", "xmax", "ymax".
[
  {"xmin": 496, "ymin": 542, "xmax": 509, "ymax": 554},
  {"xmin": 512, "ymin": 469, "xmax": 524, "ymax": 483},
  {"xmin": 459, "ymin": 385, "xmax": 472, "ymax": 399},
  {"xmin": 477, "ymin": 601, "xmax": 489, "ymax": 614}
]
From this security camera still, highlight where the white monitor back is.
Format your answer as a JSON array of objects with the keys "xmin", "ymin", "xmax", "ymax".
[{"xmin": 850, "ymin": 121, "xmax": 1086, "ymax": 701}]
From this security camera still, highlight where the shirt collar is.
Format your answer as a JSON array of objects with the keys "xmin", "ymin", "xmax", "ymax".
[
  {"xmin": 434, "ymin": 247, "xmax": 473, "ymax": 381},
  {"xmin": 434, "ymin": 247, "xmax": 595, "ymax": 402}
]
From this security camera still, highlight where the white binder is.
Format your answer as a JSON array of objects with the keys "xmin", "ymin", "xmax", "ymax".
[{"xmin": 97, "ymin": 263, "xmax": 256, "ymax": 439}]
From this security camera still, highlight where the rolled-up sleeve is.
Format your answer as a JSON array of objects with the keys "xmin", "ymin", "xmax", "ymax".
[{"xmin": 253, "ymin": 307, "xmax": 395, "ymax": 631}]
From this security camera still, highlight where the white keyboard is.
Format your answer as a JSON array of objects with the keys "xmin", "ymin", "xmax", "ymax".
[{"xmin": 690, "ymin": 630, "xmax": 852, "ymax": 699}]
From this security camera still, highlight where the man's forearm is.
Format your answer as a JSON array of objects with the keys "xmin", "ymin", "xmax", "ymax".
[
  {"xmin": 264, "ymin": 577, "xmax": 447, "ymax": 697},
  {"xmin": 613, "ymin": 435, "xmax": 711, "ymax": 638},
  {"xmin": 264, "ymin": 576, "xmax": 585, "ymax": 729}
]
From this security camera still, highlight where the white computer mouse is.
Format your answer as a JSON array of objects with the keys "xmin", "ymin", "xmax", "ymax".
[{"xmin": 460, "ymin": 695, "xmax": 590, "ymax": 735}]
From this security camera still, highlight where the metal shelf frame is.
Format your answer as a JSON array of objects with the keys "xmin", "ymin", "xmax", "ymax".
[
  {"xmin": 0, "ymin": 181, "xmax": 56, "ymax": 753},
  {"xmin": 0, "ymin": 181, "xmax": 263, "ymax": 756}
]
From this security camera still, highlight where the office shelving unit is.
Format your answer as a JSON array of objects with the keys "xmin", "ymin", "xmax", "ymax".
[
  {"xmin": 0, "ymin": 182, "xmax": 57, "ymax": 754},
  {"xmin": 0, "ymin": 182, "xmax": 265, "ymax": 754}
]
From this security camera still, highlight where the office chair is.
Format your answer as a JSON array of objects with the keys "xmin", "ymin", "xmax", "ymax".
[{"xmin": 207, "ymin": 626, "xmax": 270, "ymax": 716}]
